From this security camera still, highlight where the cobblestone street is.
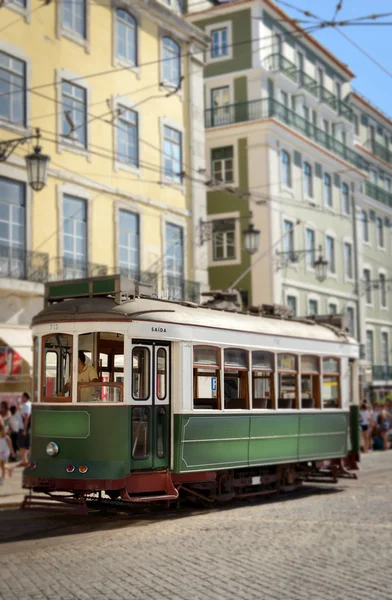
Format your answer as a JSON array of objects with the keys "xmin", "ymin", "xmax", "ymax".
[{"xmin": 0, "ymin": 452, "xmax": 391, "ymax": 600}]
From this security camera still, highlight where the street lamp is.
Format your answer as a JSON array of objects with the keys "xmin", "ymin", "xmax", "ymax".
[
  {"xmin": 199, "ymin": 213, "xmax": 261, "ymax": 256},
  {"xmin": 0, "ymin": 128, "xmax": 50, "ymax": 192},
  {"xmin": 276, "ymin": 244, "xmax": 329, "ymax": 282}
]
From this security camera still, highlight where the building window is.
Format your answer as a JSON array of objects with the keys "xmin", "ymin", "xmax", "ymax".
[
  {"xmin": 328, "ymin": 303, "xmax": 337, "ymax": 315},
  {"xmin": 62, "ymin": 0, "xmax": 86, "ymax": 39},
  {"xmin": 281, "ymin": 150, "xmax": 291, "ymax": 187},
  {"xmin": 211, "ymin": 28, "xmax": 228, "ymax": 58},
  {"xmin": 369, "ymin": 168, "xmax": 377, "ymax": 184},
  {"xmin": 163, "ymin": 125, "xmax": 182, "ymax": 183},
  {"xmin": 303, "ymin": 162, "xmax": 312, "ymax": 197},
  {"xmin": 118, "ymin": 210, "xmax": 139, "ymax": 279},
  {"xmin": 308, "ymin": 299, "xmax": 318, "ymax": 315},
  {"xmin": 162, "ymin": 37, "xmax": 180, "ymax": 87},
  {"xmin": 324, "ymin": 173, "xmax": 332, "ymax": 207},
  {"xmin": 0, "ymin": 177, "xmax": 26, "ymax": 278},
  {"xmin": 360, "ymin": 210, "xmax": 369, "ymax": 242},
  {"xmin": 381, "ymin": 332, "xmax": 389, "ymax": 366},
  {"xmin": 366, "ymin": 330, "xmax": 374, "ymax": 364},
  {"xmin": 341, "ymin": 183, "xmax": 350, "ymax": 214},
  {"xmin": 116, "ymin": 9, "xmax": 137, "ymax": 65},
  {"xmin": 286, "ymin": 295, "xmax": 297, "ymax": 316},
  {"xmin": 353, "ymin": 114, "xmax": 359, "ymax": 135},
  {"xmin": 212, "ymin": 219, "xmax": 235, "ymax": 261},
  {"xmin": 344, "ymin": 242, "xmax": 353, "ymax": 279},
  {"xmin": 283, "ymin": 220, "xmax": 294, "ymax": 257},
  {"xmin": 117, "ymin": 107, "xmax": 138, "ymax": 166},
  {"xmin": 363, "ymin": 269, "xmax": 372, "ymax": 304},
  {"xmin": 211, "ymin": 147, "xmax": 233, "ymax": 183},
  {"xmin": 63, "ymin": 195, "xmax": 87, "ymax": 277},
  {"xmin": 305, "ymin": 228, "xmax": 315, "ymax": 268},
  {"xmin": 211, "ymin": 87, "xmax": 230, "ymax": 126},
  {"xmin": 380, "ymin": 273, "xmax": 387, "ymax": 308},
  {"xmin": 376, "ymin": 217, "xmax": 384, "ymax": 247},
  {"xmin": 61, "ymin": 81, "xmax": 87, "ymax": 148},
  {"xmin": 346, "ymin": 307, "xmax": 355, "ymax": 337},
  {"xmin": 0, "ymin": 51, "xmax": 26, "ymax": 127},
  {"xmin": 326, "ymin": 236, "xmax": 335, "ymax": 273},
  {"xmin": 164, "ymin": 222, "xmax": 184, "ymax": 299},
  {"xmin": 252, "ymin": 351, "xmax": 275, "ymax": 409}
]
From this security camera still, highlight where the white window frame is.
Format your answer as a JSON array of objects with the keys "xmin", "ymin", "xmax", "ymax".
[
  {"xmin": 304, "ymin": 226, "xmax": 316, "ymax": 272},
  {"xmin": 0, "ymin": 41, "xmax": 31, "ymax": 136},
  {"xmin": 379, "ymin": 269, "xmax": 388, "ymax": 311},
  {"xmin": 161, "ymin": 214, "xmax": 187, "ymax": 296},
  {"xmin": 207, "ymin": 211, "xmax": 241, "ymax": 267},
  {"xmin": 281, "ymin": 150, "xmax": 292, "ymax": 189},
  {"xmin": 282, "ymin": 218, "xmax": 296, "ymax": 258},
  {"xmin": 325, "ymin": 232, "xmax": 336, "ymax": 278},
  {"xmin": 303, "ymin": 161, "xmax": 313, "ymax": 198},
  {"xmin": 56, "ymin": 69, "xmax": 91, "ymax": 160},
  {"xmin": 365, "ymin": 328, "xmax": 375, "ymax": 365},
  {"xmin": 341, "ymin": 182, "xmax": 350, "ymax": 215},
  {"xmin": 285, "ymin": 290, "xmax": 299, "ymax": 316},
  {"xmin": 360, "ymin": 210, "xmax": 370, "ymax": 245},
  {"xmin": 346, "ymin": 304, "xmax": 356, "ymax": 338},
  {"xmin": 160, "ymin": 35, "xmax": 181, "ymax": 90},
  {"xmin": 112, "ymin": 95, "xmax": 141, "ymax": 176},
  {"xmin": 211, "ymin": 146, "xmax": 234, "ymax": 184},
  {"xmin": 307, "ymin": 294, "xmax": 320, "ymax": 316},
  {"xmin": 160, "ymin": 117, "xmax": 184, "ymax": 192},
  {"xmin": 0, "ymin": 163, "xmax": 32, "ymax": 257},
  {"xmin": 56, "ymin": 182, "xmax": 93, "ymax": 263},
  {"xmin": 5, "ymin": 0, "xmax": 31, "ymax": 23},
  {"xmin": 323, "ymin": 172, "xmax": 332, "ymax": 208},
  {"xmin": 343, "ymin": 239, "xmax": 354, "ymax": 282},
  {"xmin": 376, "ymin": 216, "xmax": 385, "ymax": 250},
  {"xmin": 205, "ymin": 21, "xmax": 233, "ymax": 63},
  {"xmin": 381, "ymin": 329, "xmax": 390, "ymax": 366},
  {"xmin": 57, "ymin": 0, "xmax": 90, "ymax": 52},
  {"xmin": 112, "ymin": 5, "xmax": 140, "ymax": 76},
  {"xmin": 114, "ymin": 198, "xmax": 143, "ymax": 277},
  {"xmin": 117, "ymin": 208, "xmax": 140, "ymax": 280},
  {"xmin": 363, "ymin": 266, "xmax": 373, "ymax": 307},
  {"xmin": 327, "ymin": 298, "xmax": 339, "ymax": 315}
]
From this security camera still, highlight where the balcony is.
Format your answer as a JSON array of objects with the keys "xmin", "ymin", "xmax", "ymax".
[
  {"xmin": 364, "ymin": 139, "xmax": 392, "ymax": 165},
  {"xmin": 339, "ymin": 101, "xmax": 353, "ymax": 122},
  {"xmin": 299, "ymin": 71, "xmax": 318, "ymax": 97},
  {"xmin": 365, "ymin": 181, "xmax": 392, "ymax": 208},
  {"xmin": 205, "ymin": 98, "xmax": 367, "ymax": 171},
  {"xmin": 372, "ymin": 365, "xmax": 392, "ymax": 380},
  {"xmin": 54, "ymin": 257, "xmax": 108, "ymax": 280},
  {"xmin": 162, "ymin": 276, "xmax": 200, "ymax": 303},
  {"xmin": 0, "ymin": 245, "xmax": 49, "ymax": 283},
  {"xmin": 264, "ymin": 53, "xmax": 298, "ymax": 83},
  {"xmin": 318, "ymin": 86, "xmax": 337, "ymax": 111}
]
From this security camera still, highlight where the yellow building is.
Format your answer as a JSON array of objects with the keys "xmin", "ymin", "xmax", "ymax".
[{"xmin": 0, "ymin": 0, "xmax": 209, "ymax": 401}]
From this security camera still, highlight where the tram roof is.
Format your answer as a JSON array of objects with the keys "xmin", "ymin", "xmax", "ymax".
[{"xmin": 33, "ymin": 295, "xmax": 357, "ymax": 346}]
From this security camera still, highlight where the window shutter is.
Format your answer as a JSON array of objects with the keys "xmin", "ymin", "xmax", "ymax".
[
  {"xmin": 294, "ymin": 151, "xmax": 302, "ymax": 167},
  {"xmin": 369, "ymin": 210, "xmax": 376, "ymax": 222},
  {"xmin": 334, "ymin": 174, "xmax": 340, "ymax": 187},
  {"xmin": 377, "ymin": 125, "xmax": 383, "ymax": 136},
  {"xmin": 315, "ymin": 163, "xmax": 322, "ymax": 178},
  {"xmin": 384, "ymin": 216, "xmax": 390, "ymax": 227},
  {"xmin": 361, "ymin": 114, "xmax": 368, "ymax": 127}
]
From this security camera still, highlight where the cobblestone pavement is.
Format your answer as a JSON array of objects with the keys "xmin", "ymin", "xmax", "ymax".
[{"xmin": 0, "ymin": 452, "xmax": 391, "ymax": 600}]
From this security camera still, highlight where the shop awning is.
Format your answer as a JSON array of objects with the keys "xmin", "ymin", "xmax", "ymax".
[{"xmin": 0, "ymin": 327, "xmax": 33, "ymax": 367}]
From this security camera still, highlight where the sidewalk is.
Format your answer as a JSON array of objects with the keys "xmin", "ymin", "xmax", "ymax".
[{"xmin": 0, "ymin": 467, "xmax": 25, "ymax": 509}]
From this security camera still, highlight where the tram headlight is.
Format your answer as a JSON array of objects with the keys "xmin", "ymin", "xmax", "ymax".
[{"xmin": 46, "ymin": 441, "xmax": 59, "ymax": 457}]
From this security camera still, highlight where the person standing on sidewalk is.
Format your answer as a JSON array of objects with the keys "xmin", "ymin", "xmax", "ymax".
[
  {"xmin": 18, "ymin": 392, "xmax": 31, "ymax": 467},
  {"xmin": 0, "ymin": 422, "xmax": 15, "ymax": 484},
  {"xmin": 8, "ymin": 406, "xmax": 20, "ymax": 462}
]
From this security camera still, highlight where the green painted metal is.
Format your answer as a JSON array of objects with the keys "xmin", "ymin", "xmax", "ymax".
[
  {"xmin": 30, "ymin": 405, "xmax": 130, "ymax": 480},
  {"xmin": 264, "ymin": 53, "xmax": 298, "ymax": 82},
  {"xmin": 350, "ymin": 405, "xmax": 360, "ymax": 455},
  {"xmin": 33, "ymin": 410, "xmax": 90, "ymax": 438},
  {"xmin": 47, "ymin": 281, "xmax": 89, "ymax": 300},
  {"xmin": 196, "ymin": 10, "xmax": 252, "ymax": 77},
  {"xmin": 173, "ymin": 412, "xmax": 349, "ymax": 473},
  {"xmin": 365, "ymin": 182, "xmax": 392, "ymax": 208}
]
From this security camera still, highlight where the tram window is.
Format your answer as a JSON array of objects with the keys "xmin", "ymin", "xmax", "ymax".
[
  {"xmin": 224, "ymin": 349, "xmax": 249, "ymax": 410},
  {"xmin": 322, "ymin": 358, "xmax": 340, "ymax": 408},
  {"xmin": 132, "ymin": 407, "xmax": 150, "ymax": 459},
  {"xmin": 193, "ymin": 346, "xmax": 221, "ymax": 410},
  {"xmin": 278, "ymin": 354, "xmax": 298, "ymax": 409},
  {"xmin": 132, "ymin": 347, "xmax": 150, "ymax": 400},
  {"xmin": 301, "ymin": 356, "xmax": 320, "ymax": 409},
  {"xmin": 78, "ymin": 383, "xmax": 122, "ymax": 403},
  {"xmin": 41, "ymin": 334, "xmax": 72, "ymax": 402},
  {"xmin": 252, "ymin": 351, "xmax": 274, "ymax": 409},
  {"xmin": 156, "ymin": 348, "xmax": 167, "ymax": 400}
]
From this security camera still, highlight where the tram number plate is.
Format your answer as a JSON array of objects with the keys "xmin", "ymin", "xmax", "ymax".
[
  {"xmin": 36, "ymin": 478, "xmax": 56, "ymax": 488},
  {"xmin": 251, "ymin": 476, "xmax": 261, "ymax": 485}
]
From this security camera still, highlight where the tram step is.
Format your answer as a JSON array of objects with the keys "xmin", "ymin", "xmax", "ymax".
[
  {"xmin": 121, "ymin": 470, "xmax": 179, "ymax": 503},
  {"xmin": 21, "ymin": 494, "xmax": 88, "ymax": 515}
]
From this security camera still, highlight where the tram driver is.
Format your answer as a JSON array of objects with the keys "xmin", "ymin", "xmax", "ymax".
[{"xmin": 58, "ymin": 351, "xmax": 100, "ymax": 401}]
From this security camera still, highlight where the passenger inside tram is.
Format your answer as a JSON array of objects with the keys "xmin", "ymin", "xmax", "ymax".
[{"xmin": 58, "ymin": 351, "xmax": 99, "ymax": 401}]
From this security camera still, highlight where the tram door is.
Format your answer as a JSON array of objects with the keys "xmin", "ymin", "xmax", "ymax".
[{"xmin": 130, "ymin": 341, "xmax": 170, "ymax": 471}]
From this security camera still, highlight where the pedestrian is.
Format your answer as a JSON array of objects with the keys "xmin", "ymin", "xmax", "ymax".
[
  {"xmin": 18, "ymin": 392, "xmax": 31, "ymax": 468},
  {"xmin": 8, "ymin": 405, "xmax": 20, "ymax": 462},
  {"xmin": 0, "ymin": 401, "xmax": 11, "ymax": 431},
  {"xmin": 0, "ymin": 422, "xmax": 15, "ymax": 484},
  {"xmin": 359, "ymin": 402, "xmax": 372, "ymax": 453},
  {"xmin": 377, "ymin": 408, "xmax": 390, "ymax": 451}
]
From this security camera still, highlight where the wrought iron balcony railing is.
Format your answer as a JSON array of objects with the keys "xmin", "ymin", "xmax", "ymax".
[
  {"xmin": 0, "ymin": 245, "xmax": 49, "ymax": 283},
  {"xmin": 162, "ymin": 276, "xmax": 200, "ymax": 304},
  {"xmin": 364, "ymin": 139, "xmax": 392, "ymax": 165},
  {"xmin": 372, "ymin": 365, "xmax": 392, "ymax": 380},
  {"xmin": 339, "ymin": 101, "xmax": 353, "ymax": 122},
  {"xmin": 299, "ymin": 71, "xmax": 318, "ymax": 96},
  {"xmin": 318, "ymin": 86, "xmax": 337, "ymax": 110},
  {"xmin": 264, "ymin": 53, "xmax": 298, "ymax": 82},
  {"xmin": 365, "ymin": 181, "xmax": 392, "ymax": 208},
  {"xmin": 206, "ymin": 98, "xmax": 368, "ymax": 171},
  {"xmin": 53, "ymin": 257, "xmax": 108, "ymax": 280}
]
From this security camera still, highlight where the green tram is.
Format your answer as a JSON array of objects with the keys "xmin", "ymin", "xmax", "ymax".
[{"xmin": 23, "ymin": 275, "xmax": 360, "ymax": 512}]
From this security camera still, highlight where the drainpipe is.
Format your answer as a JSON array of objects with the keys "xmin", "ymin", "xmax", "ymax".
[{"xmin": 352, "ymin": 185, "xmax": 364, "ymax": 403}]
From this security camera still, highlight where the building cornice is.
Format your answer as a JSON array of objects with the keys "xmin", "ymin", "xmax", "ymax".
[{"xmin": 351, "ymin": 92, "xmax": 392, "ymax": 129}]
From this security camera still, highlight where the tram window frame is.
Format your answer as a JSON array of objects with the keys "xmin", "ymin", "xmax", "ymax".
[
  {"xmin": 132, "ymin": 406, "xmax": 150, "ymax": 460},
  {"xmin": 301, "ymin": 355, "xmax": 321, "ymax": 409},
  {"xmin": 156, "ymin": 348, "xmax": 167, "ymax": 401},
  {"xmin": 41, "ymin": 334, "xmax": 73, "ymax": 403},
  {"xmin": 277, "ymin": 353, "xmax": 298, "ymax": 409},
  {"xmin": 322, "ymin": 357, "xmax": 341, "ymax": 409},
  {"xmin": 33, "ymin": 337, "xmax": 39, "ymax": 403},
  {"xmin": 77, "ymin": 382, "xmax": 123, "ymax": 403},
  {"xmin": 193, "ymin": 346, "xmax": 221, "ymax": 410},
  {"xmin": 132, "ymin": 346, "xmax": 151, "ymax": 401},
  {"xmin": 223, "ymin": 348, "xmax": 249, "ymax": 410},
  {"xmin": 252, "ymin": 350, "xmax": 275, "ymax": 409}
]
